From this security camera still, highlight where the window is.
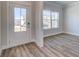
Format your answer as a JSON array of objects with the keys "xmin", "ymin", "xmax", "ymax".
[
  {"xmin": 43, "ymin": 10, "xmax": 51, "ymax": 29},
  {"xmin": 43, "ymin": 10, "xmax": 59, "ymax": 29},
  {"xmin": 14, "ymin": 7, "xmax": 27, "ymax": 32},
  {"xmin": 52, "ymin": 12, "xmax": 59, "ymax": 28}
]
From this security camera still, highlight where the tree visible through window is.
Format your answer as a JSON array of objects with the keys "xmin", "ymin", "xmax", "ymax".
[
  {"xmin": 14, "ymin": 7, "xmax": 26, "ymax": 32},
  {"xmin": 43, "ymin": 10, "xmax": 59, "ymax": 29}
]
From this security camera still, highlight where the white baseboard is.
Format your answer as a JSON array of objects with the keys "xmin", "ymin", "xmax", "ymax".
[
  {"xmin": 1, "ymin": 39, "xmax": 36, "ymax": 50},
  {"xmin": 1, "ymin": 38, "xmax": 43, "ymax": 50},
  {"xmin": 2, "ymin": 32, "xmax": 79, "ymax": 51},
  {"xmin": 44, "ymin": 32, "xmax": 63, "ymax": 37},
  {"xmin": 35, "ymin": 40, "xmax": 43, "ymax": 47},
  {"xmin": 64, "ymin": 32, "xmax": 79, "ymax": 36}
]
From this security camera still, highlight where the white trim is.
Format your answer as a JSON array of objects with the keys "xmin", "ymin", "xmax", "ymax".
[
  {"xmin": 65, "ymin": 32, "xmax": 79, "ymax": 36},
  {"xmin": 1, "ymin": 39, "xmax": 35, "ymax": 50},
  {"xmin": 35, "ymin": 39, "xmax": 43, "ymax": 47},
  {"xmin": 1, "ymin": 38, "xmax": 44, "ymax": 49},
  {"xmin": 0, "ymin": 49, "xmax": 2, "ymax": 56},
  {"xmin": 44, "ymin": 32, "xmax": 63, "ymax": 37},
  {"xmin": 2, "ymin": 32, "xmax": 79, "ymax": 50}
]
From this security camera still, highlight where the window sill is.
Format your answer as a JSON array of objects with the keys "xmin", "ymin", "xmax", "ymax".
[{"xmin": 43, "ymin": 27, "xmax": 59, "ymax": 30}]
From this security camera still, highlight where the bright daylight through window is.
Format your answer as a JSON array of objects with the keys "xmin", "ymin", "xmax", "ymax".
[
  {"xmin": 14, "ymin": 7, "xmax": 27, "ymax": 32},
  {"xmin": 43, "ymin": 10, "xmax": 59, "ymax": 29}
]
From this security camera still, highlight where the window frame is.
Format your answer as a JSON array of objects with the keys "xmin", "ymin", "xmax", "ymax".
[{"xmin": 43, "ymin": 10, "xmax": 59, "ymax": 30}]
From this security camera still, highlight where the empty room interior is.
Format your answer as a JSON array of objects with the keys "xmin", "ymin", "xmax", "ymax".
[{"xmin": 0, "ymin": 1, "xmax": 79, "ymax": 57}]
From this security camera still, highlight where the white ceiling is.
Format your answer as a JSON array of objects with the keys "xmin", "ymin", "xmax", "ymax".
[{"xmin": 48, "ymin": 1, "xmax": 76, "ymax": 6}]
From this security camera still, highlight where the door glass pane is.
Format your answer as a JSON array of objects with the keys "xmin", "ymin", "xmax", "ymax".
[
  {"xmin": 14, "ymin": 8, "xmax": 21, "ymax": 32},
  {"xmin": 21, "ymin": 8, "xmax": 26, "ymax": 31},
  {"xmin": 14, "ymin": 7, "xmax": 27, "ymax": 32}
]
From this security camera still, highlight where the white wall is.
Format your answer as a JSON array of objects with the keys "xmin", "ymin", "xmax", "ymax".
[
  {"xmin": 0, "ymin": 2, "xmax": 1, "ymax": 55},
  {"xmin": 43, "ymin": 2, "xmax": 63, "ymax": 37},
  {"xmin": 35, "ymin": 2, "xmax": 43, "ymax": 47},
  {"xmin": 1, "ymin": 2, "xmax": 8, "ymax": 49},
  {"xmin": 63, "ymin": 2, "xmax": 79, "ymax": 36},
  {"xmin": 31, "ymin": 2, "xmax": 36, "ymax": 41}
]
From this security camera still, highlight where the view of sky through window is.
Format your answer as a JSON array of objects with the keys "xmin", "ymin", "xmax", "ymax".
[
  {"xmin": 43, "ymin": 10, "xmax": 59, "ymax": 29},
  {"xmin": 14, "ymin": 7, "xmax": 27, "ymax": 32}
]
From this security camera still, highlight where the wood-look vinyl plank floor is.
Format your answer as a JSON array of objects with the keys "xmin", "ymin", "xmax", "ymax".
[{"xmin": 1, "ymin": 33, "xmax": 79, "ymax": 57}]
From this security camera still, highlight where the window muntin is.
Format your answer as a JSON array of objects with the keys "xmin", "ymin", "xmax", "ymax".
[{"xmin": 43, "ymin": 10, "xmax": 59, "ymax": 29}]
